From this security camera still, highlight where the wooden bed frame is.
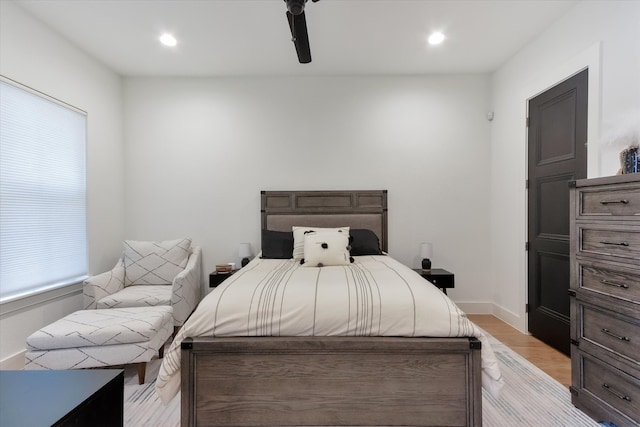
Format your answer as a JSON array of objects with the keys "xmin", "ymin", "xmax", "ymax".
[{"xmin": 181, "ymin": 190, "xmax": 483, "ymax": 427}]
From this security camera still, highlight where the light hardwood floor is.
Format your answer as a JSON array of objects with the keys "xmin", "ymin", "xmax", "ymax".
[{"xmin": 467, "ymin": 314, "xmax": 571, "ymax": 388}]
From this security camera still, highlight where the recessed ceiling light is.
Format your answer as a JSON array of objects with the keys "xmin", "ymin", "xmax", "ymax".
[
  {"xmin": 428, "ymin": 31, "xmax": 445, "ymax": 45},
  {"xmin": 159, "ymin": 33, "xmax": 177, "ymax": 47}
]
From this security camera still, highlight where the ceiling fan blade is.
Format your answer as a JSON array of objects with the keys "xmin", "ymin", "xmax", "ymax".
[{"xmin": 286, "ymin": 10, "xmax": 311, "ymax": 64}]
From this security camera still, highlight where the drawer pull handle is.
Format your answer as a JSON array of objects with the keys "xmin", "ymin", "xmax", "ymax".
[
  {"xmin": 600, "ymin": 241, "xmax": 630, "ymax": 247},
  {"xmin": 600, "ymin": 199, "xmax": 629, "ymax": 205},
  {"xmin": 602, "ymin": 384, "xmax": 631, "ymax": 401},
  {"xmin": 601, "ymin": 279, "xmax": 629, "ymax": 289},
  {"xmin": 601, "ymin": 328, "xmax": 630, "ymax": 342}
]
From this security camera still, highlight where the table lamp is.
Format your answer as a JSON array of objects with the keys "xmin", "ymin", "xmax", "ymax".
[
  {"xmin": 239, "ymin": 243, "xmax": 252, "ymax": 267},
  {"xmin": 420, "ymin": 242, "xmax": 433, "ymax": 272}
]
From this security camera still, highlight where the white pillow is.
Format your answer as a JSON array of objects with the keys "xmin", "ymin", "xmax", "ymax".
[
  {"xmin": 301, "ymin": 230, "xmax": 352, "ymax": 267},
  {"xmin": 123, "ymin": 238, "xmax": 192, "ymax": 286},
  {"xmin": 292, "ymin": 226, "xmax": 349, "ymax": 261}
]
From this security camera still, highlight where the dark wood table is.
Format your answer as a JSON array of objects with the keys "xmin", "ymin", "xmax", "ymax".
[
  {"xmin": 0, "ymin": 369, "xmax": 123, "ymax": 427},
  {"xmin": 414, "ymin": 268, "xmax": 455, "ymax": 294},
  {"xmin": 209, "ymin": 269, "xmax": 238, "ymax": 288}
]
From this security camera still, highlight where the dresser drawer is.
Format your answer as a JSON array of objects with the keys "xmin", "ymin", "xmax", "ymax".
[
  {"xmin": 578, "ymin": 224, "xmax": 640, "ymax": 261},
  {"xmin": 580, "ymin": 352, "xmax": 640, "ymax": 424},
  {"xmin": 578, "ymin": 260, "xmax": 640, "ymax": 303},
  {"xmin": 581, "ymin": 304, "xmax": 640, "ymax": 365},
  {"xmin": 577, "ymin": 181, "xmax": 640, "ymax": 219}
]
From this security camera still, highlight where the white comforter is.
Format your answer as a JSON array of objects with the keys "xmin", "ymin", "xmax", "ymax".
[{"xmin": 156, "ymin": 255, "xmax": 503, "ymax": 403}]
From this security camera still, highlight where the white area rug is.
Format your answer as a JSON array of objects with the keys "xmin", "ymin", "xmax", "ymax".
[
  {"xmin": 481, "ymin": 333, "xmax": 598, "ymax": 427},
  {"xmin": 122, "ymin": 332, "xmax": 600, "ymax": 426}
]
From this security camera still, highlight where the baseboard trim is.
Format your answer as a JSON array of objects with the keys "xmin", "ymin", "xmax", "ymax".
[
  {"xmin": 457, "ymin": 301, "xmax": 526, "ymax": 334},
  {"xmin": 0, "ymin": 349, "xmax": 25, "ymax": 370},
  {"xmin": 456, "ymin": 302, "xmax": 493, "ymax": 314},
  {"xmin": 492, "ymin": 303, "xmax": 526, "ymax": 333}
]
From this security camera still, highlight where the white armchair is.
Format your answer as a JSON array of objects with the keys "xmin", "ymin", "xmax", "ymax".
[{"xmin": 83, "ymin": 239, "xmax": 202, "ymax": 328}]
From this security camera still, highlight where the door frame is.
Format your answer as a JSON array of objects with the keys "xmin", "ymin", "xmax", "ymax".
[{"xmin": 520, "ymin": 43, "xmax": 601, "ymax": 333}]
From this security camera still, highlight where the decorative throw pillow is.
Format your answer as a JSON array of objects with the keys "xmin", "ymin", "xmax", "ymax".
[
  {"xmin": 123, "ymin": 238, "xmax": 192, "ymax": 286},
  {"xmin": 292, "ymin": 226, "xmax": 349, "ymax": 261},
  {"xmin": 261, "ymin": 229, "xmax": 294, "ymax": 259},
  {"xmin": 349, "ymin": 229, "xmax": 384, "ymax": 256},
  {"xmin": 301, "ymin": 230, "xmax": 352, "ymax": 267}
]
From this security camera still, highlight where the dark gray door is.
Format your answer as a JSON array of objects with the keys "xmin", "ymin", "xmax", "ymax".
[{"xmin": 527, "ymin": 69, "xmax": 588, "ymax": 356}]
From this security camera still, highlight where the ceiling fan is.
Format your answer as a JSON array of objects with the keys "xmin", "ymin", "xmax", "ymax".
[{"xmin": 285, "ymin": 0, "xmax": 320, "ymax": 64}]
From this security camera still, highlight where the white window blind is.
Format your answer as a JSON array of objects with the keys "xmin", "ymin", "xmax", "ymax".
[{"xmin": 0, "ymin": 78, "xmax": 87, "ymax": 303}]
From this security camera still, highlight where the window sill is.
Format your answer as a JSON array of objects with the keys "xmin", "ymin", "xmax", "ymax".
[{"xmin": 0, "ymin": 280, "xmax": 84, "ymax": 316}]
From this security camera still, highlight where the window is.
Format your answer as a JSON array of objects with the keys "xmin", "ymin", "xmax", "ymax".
[{"xmin": 0, "ymin": 77, "xmax": 87, "ymax": 303}]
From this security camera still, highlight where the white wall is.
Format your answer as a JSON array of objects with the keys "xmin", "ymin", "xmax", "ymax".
[
  {"xmin": 489, "ymin": 0, "xmax": 640, "ymax": 331},
  {"xmin": 5, "ymin": 0, "xmax": 635, "ymax": 366},
  {"xmin": 0, "ymin": 1, "xmax": 125, "ymax": 366},
  {"xmin": 123, "ymin": 75, "xmax": 493, "ymax": 304}
]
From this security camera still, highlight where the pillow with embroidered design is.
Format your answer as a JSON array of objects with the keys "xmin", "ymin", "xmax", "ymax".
[
  {"xmin": 292, "ymin": 226, "xmax": 349, "ymax": 261},
  {"xmin": 301, "ymin": 230, "xmax": 352, "ymax": 267}
]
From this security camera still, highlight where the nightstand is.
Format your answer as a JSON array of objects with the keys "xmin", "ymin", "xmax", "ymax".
[
  {"xmin": 414, "ymin": 268, "xmax": 454, "ymax": 294},
  {"xmin": 209, "ymin": 270, "xmax": 237, "ymax": 288}
]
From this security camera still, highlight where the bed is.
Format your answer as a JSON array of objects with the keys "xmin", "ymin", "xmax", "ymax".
[{"xmin": 156, "ymin": 190, "xmax": 502, "ymax": 427}]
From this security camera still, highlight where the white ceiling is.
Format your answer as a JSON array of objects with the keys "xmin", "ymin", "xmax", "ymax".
[{"xmin": 14, "ymin": 0, "xmax": 578, "ymax": 77}]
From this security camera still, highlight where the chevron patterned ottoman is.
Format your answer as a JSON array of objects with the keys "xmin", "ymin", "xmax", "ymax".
[{"xmin": 24, "ymin": 306, "xmax": 173, "ymax": 384}]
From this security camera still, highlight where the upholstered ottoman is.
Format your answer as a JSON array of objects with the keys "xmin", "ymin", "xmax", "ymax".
[{"xmin": 24, "ymin": 306, "xmax": 173, "ymax": 384}]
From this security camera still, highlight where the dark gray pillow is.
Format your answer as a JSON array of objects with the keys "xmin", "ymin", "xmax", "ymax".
[
  {"xmin": 349, "ymin": 229, "xmax": 383, "ymax": 256},
  {"xmin": 261, "ymin": 230, "xmax": 294, "ymax": 259}
]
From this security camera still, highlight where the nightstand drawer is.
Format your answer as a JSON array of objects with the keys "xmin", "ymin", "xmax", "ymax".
[
  {"xmin": 209, "ymin": 270, "xmax": 237, "ymax": 288},
  {"xmin": 413, "ymin": 268, "xmax": 454, "ymax": 294},
  {"xmin": 426, "ymin": 274, "xmax": 454, "ymax": 288}
]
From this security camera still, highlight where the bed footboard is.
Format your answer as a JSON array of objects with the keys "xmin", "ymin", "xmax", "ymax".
[{"xmin": 181, "ymin": 336, "xmax": 482, "ymax": 427}]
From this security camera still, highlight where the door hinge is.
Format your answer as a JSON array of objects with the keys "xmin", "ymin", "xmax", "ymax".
[
  {"xmin": 525, "ymin": 179, "xmax": 529, "ymax": 189},
  {"xmin": 525, "ymin": 242, "xmax": 529, "ymax": 251},
  {"xmin": 526, "ymin": 116, "xmax": 530, "ymax": 127},
  {"xmin": 568, "ymin": 289, "xmax": 576, "ymax": 297},
  {"xmin": 525, "ymin": 303, "xmax": 530, "ymax": 313},
  {"xmin": 571, "ymin": 339, "xmax": 579, "ymax": 347}
]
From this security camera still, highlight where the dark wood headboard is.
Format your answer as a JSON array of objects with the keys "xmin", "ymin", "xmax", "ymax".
[{"xmin": 261, "ymin": 190, "xmax": 388, "ymax": 252}]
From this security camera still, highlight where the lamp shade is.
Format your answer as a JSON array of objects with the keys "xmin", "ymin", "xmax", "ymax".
[
  {"xmin": 420, "ymin": 242, "xmax": 433, "ymax": 259},
  {"xmin": 238, "ymin": 242, "xmax": 252, "ymax": 259}
]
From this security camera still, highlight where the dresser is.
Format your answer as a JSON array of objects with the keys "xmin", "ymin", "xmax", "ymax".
[{"xmin": 569, "ymin": 174, "xmax": 640, "ymax": 427}]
